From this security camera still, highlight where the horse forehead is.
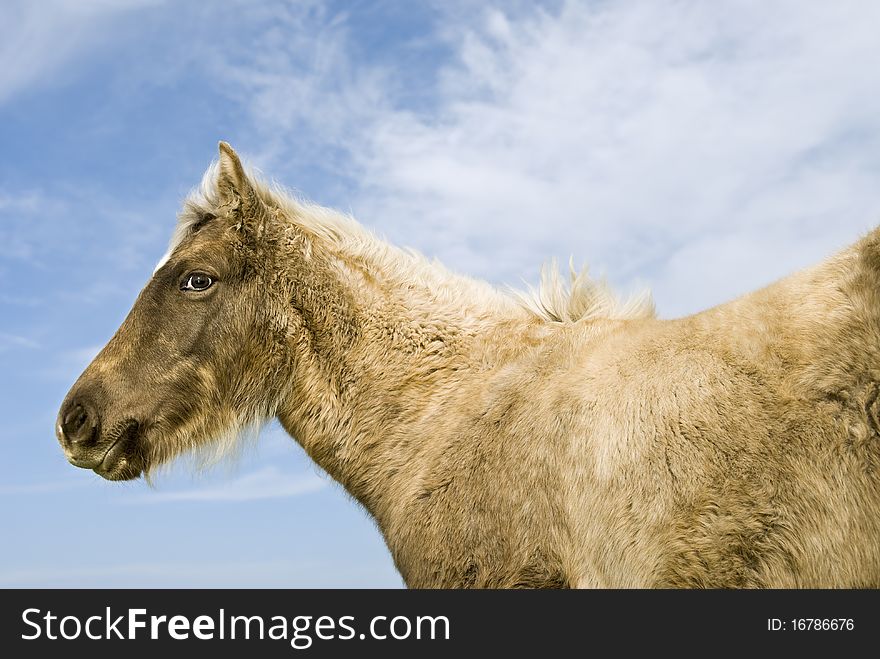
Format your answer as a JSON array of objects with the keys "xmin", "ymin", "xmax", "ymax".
[{"xmin": 153, "ymin": 223, "xmax": 234, "ymax": 274}]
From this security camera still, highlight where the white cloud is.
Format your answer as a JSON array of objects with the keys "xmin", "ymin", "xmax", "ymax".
[
  {"xmin": 0, "ymin": 332, "xmax": 39, "ymax": 352},
  {"xmin": 199, "ymin": 1, "xmax": 392, "ymax": 184},
  {"xmin": 128, "ymin": 466, "xmax": 328, "ymax": 503},
  {"xmin": 0, "ymin": 479, "xmax": 88, "ymax": 495},
  {"xmin": 0, "ymin": 558, "xmax": 402, "ymax": 587},
  {"xmin": 0, "ymin": 0, "xmax": 162, "ymax": 105},
  {"xmin": 214, "ymin": 1, "xmax": 880, "ymax": 317},
  {"xmin": 357, "ymin": 1, "xmax": 880, "ymax": 313}
]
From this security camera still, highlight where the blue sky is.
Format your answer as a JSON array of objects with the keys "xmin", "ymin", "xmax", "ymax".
[{"xmin": 1, "ymin": 0, "xmax": 879, "ymax": 587}]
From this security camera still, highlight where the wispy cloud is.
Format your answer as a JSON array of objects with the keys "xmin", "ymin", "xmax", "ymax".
[
  {"xmin": 355, "ymin": 1, "xmax": 880, "ymax": 315},
  {"xmin": 0, "ymin": 479, "xmax": 89, "ymax": 495},
  {"xmin": 0, "ymin": 557, "xmax": 402, "ymax": 588},
  {"xmin": 0, "ymin": 0, "xmax": 162, "ymax": 105},
  {"xmin": 0, "ymin": 332, "xmax": 39, "ymax": 352},
  {"xmin": 195, "ymin": 1, "xmax": 393, "ymax": 198},
  {"xmin": 128, "ymin": 466, "xmax": 328, "ymax": 503},
  {"xmin": 206, "ymin": 1, "xmax": 880, "ymax": 317}
]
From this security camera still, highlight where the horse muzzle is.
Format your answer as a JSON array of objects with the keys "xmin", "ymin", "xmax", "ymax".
[{"xmin": 56, "ymin": 392, "xmax": 145, "ymax": 480}]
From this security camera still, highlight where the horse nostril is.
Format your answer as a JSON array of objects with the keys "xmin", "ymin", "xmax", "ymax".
[{"xmin": 60, "ymin": 399, "xmax": 98, "ymax": 445}]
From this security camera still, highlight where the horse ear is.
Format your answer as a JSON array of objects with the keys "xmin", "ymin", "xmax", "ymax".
[{"xmin": 216, "ymin": 141, "xmax": 256, "ymax": 214}]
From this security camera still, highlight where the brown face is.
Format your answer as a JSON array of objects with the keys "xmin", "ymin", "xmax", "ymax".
[
  {"xmin": 55, "ymin": 143, "xmax": 286, "ymax": 480},
  {"xmin": 56, "ymin": 216, "xmax": 248, "ymax": 479},
  {"xmin": 56, "ymin": 147, "xmax": 285, "ymax": 480}
]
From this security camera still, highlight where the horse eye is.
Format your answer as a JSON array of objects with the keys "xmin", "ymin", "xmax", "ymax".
[{"xmin": 181, "ymin": 273, "xmax": 214, "ymax": 292}]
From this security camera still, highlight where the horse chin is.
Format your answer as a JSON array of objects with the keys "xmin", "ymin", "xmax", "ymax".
[
  {"xmin": 94, "ymin": 456, "xmax": 144, "ymax": 481},
  {"xmin": 92, "ymin": 420, "xmax": 147, "ymax": 481}
]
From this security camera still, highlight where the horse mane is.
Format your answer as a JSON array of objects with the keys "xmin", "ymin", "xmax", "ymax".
[
  {"xmin": 514, "ymin": 260, "xmax": 655, "ymax": 322},
  {"xmin": 163, "ymin": 159, "xmax": 655, "ymax": 324}
]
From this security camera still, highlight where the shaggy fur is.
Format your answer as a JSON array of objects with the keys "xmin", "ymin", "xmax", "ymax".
[{"xmin": 59, "ymin": 142, "xmax": 880, "ymax": 588}]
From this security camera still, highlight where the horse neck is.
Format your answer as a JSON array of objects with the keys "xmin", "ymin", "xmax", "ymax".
[{"xmin": 274, "ymin": 231, "xmax": 528, "ymax": 524}]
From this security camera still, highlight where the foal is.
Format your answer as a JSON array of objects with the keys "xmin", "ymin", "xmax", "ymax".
[{"xmin": 57, "ymin": 143, "xmax": 880, "ymax": 587}]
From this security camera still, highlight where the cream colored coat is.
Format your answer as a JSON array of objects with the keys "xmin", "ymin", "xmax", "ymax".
[{"xmin": 69, "ymin": 144, "xmax": 880, "ymax": 588}]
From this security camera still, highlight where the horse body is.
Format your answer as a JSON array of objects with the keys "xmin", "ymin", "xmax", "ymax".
[
  {"xmin": 57, "ymin": 143, "xmax": 880, "ymax": 587},
  {"xmin": 333, "ymin": 261, "xmax": 880, "ymax": 588}
]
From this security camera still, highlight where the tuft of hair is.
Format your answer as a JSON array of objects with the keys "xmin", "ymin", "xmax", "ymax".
[
  {"xmin": 143, "ymin": 403, "xmax": 276, "ymax": 486},
  {"xmin": 154, "ymin": 160, "xmax": 224, "ymax": 274},
  {"xmin": 514, "ymin": 258, "xmax": 655, "ymax": 323}
]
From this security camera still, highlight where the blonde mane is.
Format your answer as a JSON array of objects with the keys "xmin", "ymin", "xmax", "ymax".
[
  {"xmin": 514, "ymin": 259, "xmax": 654, "ymax": 322},
  {"xmin": 160, "ymin": 159, "xmax": 655, "ymax": 324}
]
